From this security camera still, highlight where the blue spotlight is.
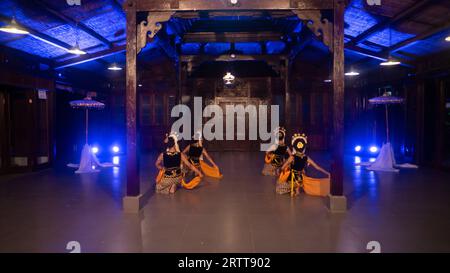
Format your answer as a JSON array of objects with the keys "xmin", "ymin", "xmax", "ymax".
[
  {"xmin": 369, "ymin": 146, "xmax": 379, "ymax": 154},
  {"xmin": 91, "ymin": 146, "xmax": 99, "ymax": 154},
  {"xmin": 354, "ymin": 145, "xmax": 362, "ymax": 152},
  {"xmin": 112, "ymin": 145, "xmax": 120, "ymax": 153},
  {"xmin": 113, "ymin": 156, "xmax": 120, "ymax": 165}
]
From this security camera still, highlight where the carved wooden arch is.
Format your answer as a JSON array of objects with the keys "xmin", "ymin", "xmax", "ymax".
[
  {"xmin": 292, "ymin": 10, "xmax": 333, "ymax": 51},
  {"xmin": 137, "ymin": 11, "xmax": 175, "ymax": 54}
]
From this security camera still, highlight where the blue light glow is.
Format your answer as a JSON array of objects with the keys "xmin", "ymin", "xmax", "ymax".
[
  {"xmin": 91, "ymin": 146, "xmax": 99, "ymax": 154},
  {"xmin": 354, "ymin": 145, "xmax": 362, "ymax": 152},
  {"xmin": 112, "ymin": 146, "xmax": 120, "ymax": 153},
  {"xmin": 113, "ymin": 156, "xmax": 120, "ymax": 165},
  {"xmin": 369, "ymin": 146, "xmax": 379, "ymax": 153}
]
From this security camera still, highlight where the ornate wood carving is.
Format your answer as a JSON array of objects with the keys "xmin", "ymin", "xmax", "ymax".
[
  {"xmin": 293, "ymin": 10, "xmax": 333, "ymax": 51},
  {"xmin": 137, "ymin": 11, "xmax": 175, "ymax": 54}
]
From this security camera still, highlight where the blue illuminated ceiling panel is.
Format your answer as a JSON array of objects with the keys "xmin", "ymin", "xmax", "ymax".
[
  {"xmin": 6, "ymin": 35, "xmax": 67, "ymax": 58},
  {"xmin": 235, "ymin": 42, "xmax": 262, "ymax": 55},
  {"xmin": 204, "ymin": 43, "xmax": 231, "ymax": 55},
  {"xmin": 0, "ymin": 0, "xmax": 62, "ymax": 32},
  {"xmin": 344, "ymin": 5, "xmax": 380, "ymax": 38},
  {"xmin": 82, "ymin": 10, "xmax": 126, "ymax": 42},
  {"xmin": 42, "ymin": 24, "xmax": 100, "ymax": 50},
  {"xmin": 266, "ymin": 41, "xmax": 286, "ymax": 54},
  {"xmin": 181, "ymin": 43, "xmax": 201, "ymax": 55},
  {"xmin": 0, "ymin": 0, "xmax": 447, "ymax": 73},
  {"xmin": 366, "ymin": 28, "xmax": 415, "ymax": 47},
  {"xmin": 44, "ymin": 0, "xmax": 115, "ymax": 22}
]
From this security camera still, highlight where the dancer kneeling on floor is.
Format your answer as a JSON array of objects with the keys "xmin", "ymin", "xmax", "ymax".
[
  {"xmin": 155, "ymin": 133, "xmax": 203, "ymax": 194},
  {"xmin": 276, "ymin": 133, "xmax": 329, "ymax": 196},
  {"xmin": 262, "ymin": 127, "xmax": 291, "ymax": 176},
  {"xmin": 183, "ymin": 131, "xmax": 223, "ymax": 179}
]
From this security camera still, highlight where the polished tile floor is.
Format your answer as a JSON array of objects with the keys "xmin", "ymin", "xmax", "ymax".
[{"xmin": 0, "ymin": 152, "xmax": 449, "ymax": 253}]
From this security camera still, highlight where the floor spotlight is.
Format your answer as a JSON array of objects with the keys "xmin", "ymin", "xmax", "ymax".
[
  {"xmin": 354, "ymin": 145, "xmax": 362, "ymax": 152},
  {"xmin": 369, "ymin": 146, "xmax": 379, "ymax": 154},
  {"xmin": 112, "ymin": 146, "xmax": 120, "ymax": 153},
  {"xmin": 91, "ymin": 146, "xmax": 99, "ymax": 154}
]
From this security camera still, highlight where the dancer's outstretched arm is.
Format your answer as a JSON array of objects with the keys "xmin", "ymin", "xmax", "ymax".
[
  {"xmin": 181, "ymin": 154, "xmax": 204, "ymax": 177},
  {"xmin": 308, "ymin": 158, "xmax": 330, "ymax": 176},
  {"xmin": 182, "ymin": 145, "xmax": 190, "ymax": 155},
  {"xmin": 202, "ymin": 149, "xmax": 217, "ymax": 168},
  {"xmin": 287, "ymin": 147, "xmax": 293, "ymax": 156},
  {"xmin": 155, "ymin": 153, "xmax": 164, "ymax": 170},
  {"xmin": 281, "ymin": 155, "xmax": 294, "ymax": 171}
]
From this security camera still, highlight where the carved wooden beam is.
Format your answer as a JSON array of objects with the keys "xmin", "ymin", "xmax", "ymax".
[
  {"xmin": 183, "ymin": 31, "xmax": 284, "ymax": 43},
  {"xmin": 133, "ymin": 0, "xmax": 333, "ymax": 11},
  {"xmin": 137, "ymin": 11, "xmax": 175, "ymax": 54},
  {"xmin": 292, "ymin": 10, "xmax": 333, "ymax": 52}
]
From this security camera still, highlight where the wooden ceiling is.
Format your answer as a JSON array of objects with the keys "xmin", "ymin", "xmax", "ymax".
[{"xmin": 0, "ymin": 0, "xmax": 449, "ymax": 75}]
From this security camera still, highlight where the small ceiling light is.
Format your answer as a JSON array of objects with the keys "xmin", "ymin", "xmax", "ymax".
[
  {"xmin": 230, "ymin": 0, "xmax": 239, "ymax": 5},
  {"xmin": 345, "ymin": 70, "xmax": 360, "ymax": 76},
  {"xmin": 324, "ymin": 79, "xmax": 332, "ymax": 83},
  {"xmin": 445, "ymin": 36, "xmax": 450, "ymax": 42},
  {"xmin": 67, "ymin": 23, "xmax": 86, "ymax": 55},
  {"xmin": 138, "ymin": 84, "xmax": 143, "ymax": 87},
  {"xmin": 380, "ymin": 58, "xmax": 401, "ymax": 66},
  {"xmin": 67, "ymin": 44, "xmax": 86, "ymax": 55},
  {"xmin": 230, "ymin": 53, "xmax": 236, "ymax": 59},
  {"xmin": 0, "ymin": 18, "xmax": 29, "ymax": 35},
  {"xmin": 380, "ymin": 26, "xmax": 401, "ymax": 66},
  {"xmin": 223, "ymin": 72, "xmax": 235, "ymax": 85},
  {"xmin": 108, "ymin": 63, "xmax": 122, "ymax": 71}
]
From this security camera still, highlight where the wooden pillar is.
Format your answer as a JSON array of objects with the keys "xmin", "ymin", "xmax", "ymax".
[
  {"xmin": 328, "ymin": 0, "xmax": 347, "ymax": 212},
  {"xmin": 415, "ymin": 80, "xmax": 425, "ymax": 165},
  {"xmin": 434, "ymin": 79, "xmax": 445, "ymax": 167},
  {"xmin": 125, "ymin": 1, "xmax": 139, "ymax": 197},
  {"xmin": 284, "ymin": 58, "xmax": 291, "ymax": 133}
]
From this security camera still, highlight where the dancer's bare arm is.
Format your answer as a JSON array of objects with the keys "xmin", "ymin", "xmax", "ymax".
[
  {"xmin": 155, "ymin": 153, "xmax": 164, "ymax": 170},
  {"xmin": 181, "ymin": 154, "xmax": 203, "ymax": 177},
  {"xmin": 281, "ymin": 155, "xmax": 294, "ymax": 171},
  {"xmin": 308, "ymin": 158, "xmax": 330, "ymax": 176},
  {"xmin": 202, "ymin": 149, "xmax": 217, "ymax": 168},
  {"xmin": 182, "ymin": 145, "xmax": 189, "ymax": 155}
]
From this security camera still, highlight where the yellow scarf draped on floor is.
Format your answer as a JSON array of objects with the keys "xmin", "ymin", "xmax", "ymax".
[
  {"xmin": 181, "ymin": 176, "xmax": 202, "ymax": 190},
  {"xmin": 277, "ymin": 169, "xmax": 330, "ymax": 197},
  {"xmin": 200, "ymin": 160, "xmax": 223, "ymax": 179}
]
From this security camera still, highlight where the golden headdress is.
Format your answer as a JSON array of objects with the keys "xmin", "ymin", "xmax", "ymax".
[{"xmin": 291, "ymin": 133, "xmax": 307, "ymax": 154}]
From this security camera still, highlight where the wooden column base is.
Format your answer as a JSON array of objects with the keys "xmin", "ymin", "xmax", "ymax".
[
  {"xmin": 326, "ymin": 194, "xmax": 347, "ymax": 213},
  {"xmin": 123, "ymin": 194, "xmax": 146, "ymax": 213}
]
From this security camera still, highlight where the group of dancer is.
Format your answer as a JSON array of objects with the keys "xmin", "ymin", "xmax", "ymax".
[
  {"xmin": 262, "ymin": 127, "xmax": 330, "ymax": 196},
  {"xmin": 154, "ymin": 128, "xmax": 330, "ymax": 197},
  {"xmin": 154, "ymin": 131, "xmax": 222, "ymax": 194}
]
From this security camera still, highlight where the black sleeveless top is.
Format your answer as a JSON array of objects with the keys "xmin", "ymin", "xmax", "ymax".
[
  {"xmin": 163, "ymin": 152, "xmax": 181, "ymax": 176},
  {"xmin": 273, "ymin": 144, "xmax": 288, "ymax": 156},
  {"xmin": 188, "ymin": 145, "xmax": 203, "ymax": 164},
  {"xmin": 291, "ymin": 154, "xmax": 308, "ymax": 172}
]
